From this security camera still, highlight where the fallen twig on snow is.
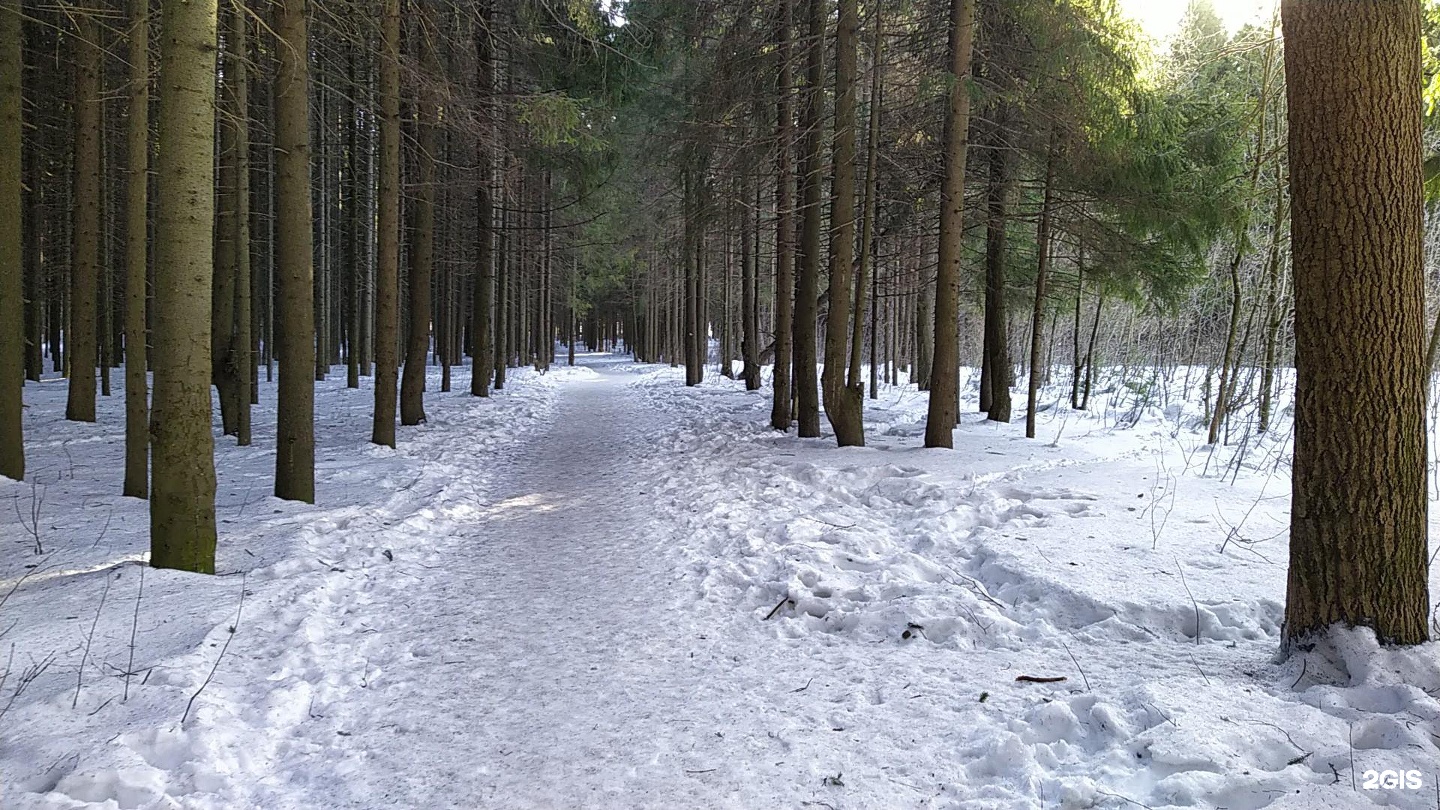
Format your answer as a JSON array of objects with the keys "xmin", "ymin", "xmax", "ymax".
[
  {"xmin": 73, "ymin": 572, "xmax": 114, "ymax": 708},
  {"xmin": 182, "ymin": 573, "xmax": 247, "ymax": 726}
]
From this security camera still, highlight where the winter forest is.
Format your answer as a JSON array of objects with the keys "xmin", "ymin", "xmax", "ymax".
[{"xmin": 2, "ymin": 0, "xmax": 1440, "ymax": 807}]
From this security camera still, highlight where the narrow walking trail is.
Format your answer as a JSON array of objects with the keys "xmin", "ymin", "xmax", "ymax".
[
  {"xmin": 206, "ymin": 355, "xmax": 863, "ymax": 810},
  {"xmin": 299, "ymin": 357, "xmax": 755, "ymax": 807}
]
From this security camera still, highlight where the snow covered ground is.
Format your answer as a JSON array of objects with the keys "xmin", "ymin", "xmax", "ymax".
[{"xmin": 2, "ymin": 354, "xmax": 1438, "ymax": 809}]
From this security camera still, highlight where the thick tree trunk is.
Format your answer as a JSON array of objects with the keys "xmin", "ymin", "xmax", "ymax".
[
  {"xmin": 0, "ymin": 0, "xmax": 22, "ymax": 480},
  {"xmin": 769, "ymin": 0, "xmax": 795, "ymax": 430},
  {"xmin": 821, "ymin": 0, "xmax": 863, "ymax": 446},
  {"xmin": 793, "ymin": 0, "xmax": 823, "ymax": 438},
  {"xmin": 1282, "ymin": 0, "xmax": 1429, "ymax": 647},
  {"xmin": 923, "ymin": 0, "xmax": 976, "ymax": 448},
  {"xmin": 150, "ymin": 0, "xmax": 218, "ymax": 572},
  {"xmin": 371, "ymin": 0, "xmax": 400, "ymax": 446},
  {"xmin": 273, "ymin": 0, "xmax": 315, "ymax": 503},
  {"xmin": 66, "ymin": 9, "xmax": 101, "ymax": 423}
]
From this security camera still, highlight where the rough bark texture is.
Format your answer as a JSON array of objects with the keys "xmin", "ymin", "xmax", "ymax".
[
  {"xmin": 371, "ymin": 0, "xmax": 400, "ymax": 446},
  {"xmin": 769, "ymin": 0, "xmax": 794, "ymax": 430},
  {"xmin": 981, "ymin": 112, "xmax": 1013, "ymax": 423},
  {"xmin": 923, "ymin": 0, "xmax": 975, "ymax": 448},
  {"xmin": 230, "ymin": 1, "xmax": 251, "ymax": 446},
  {"xmin": 273, "ymin": 0, "xmax": 316, "ymax": 503},
  {"xmin": 122, "ymin": 0, "xmax": 149, "ymax": 495},
  {"xmin": 150, "ymin": 0, "xmax": 219, "ymax": 572},
  {"xmin": 470, "ymin": 0, "xmax": 494, "ymax": 398},
  {"xmin": 66, "ymin": 10, "xmax": 101, "ymax": 424},
  {"xmin": 821, "ymin": 0, "xmax": 863, "ymax": 447},
  {"xmin": 793, "ymin": 0, "xmax": 823, "ymax": 438},
  {"xmin": 214, "ymin": 0, "xmax": 249, "ymax": 441},
  {"xmin": 0, "ymin": 0, "xmax": 22, "ymax": 480},
  {"xmin": 1282, "ymin": 0, "xmax": 1429, "ymax": 647},
  {"xmin": 401, "ymin": 8, "xmax": 438, "ymax": 425}
]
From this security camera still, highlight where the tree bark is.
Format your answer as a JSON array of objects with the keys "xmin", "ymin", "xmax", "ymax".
[
  {"xmin": 471, "ymin": 0, "xmax": 495, "ymax": 397},
  {"xmin": 371, "ymin": 0, "xmax": 400, "ymax": 445},
  {"xmin": 0, "ymin": 0, "xmax": 22, "ymax": 480},
  {"xmin": 1026, "ymin": 144, "xmax": 1055, "ymax": 439},
  {"xmin": 980, "ymin": 109, "xmax": 1013, "ymax": 423},
  {"xmin": 122, "ymin": 0, "xmax": 149, "ymax": 493},
  {"xmin": 1282, "ymin": 0, "xmax": 1429, "ymax": 647},
  {"xmin": 923, "ymin": 0, "xmax": 976, "ymax": 448},
  {"xmin": 150, "ymin": 0, "xmax": 219, "ymax": 572},
  {"xmin": 273, "ymin": 0, "xmax": 315, "ymax": 503},
  {"xmin": 66, "ymin": 9, "xmax": 102, "ymax": 423},
  {"xmin": 769, "ymin": 0, "xmax": 795, "ymax": 430},
  {"xmin": 793, "ymin": 0, "xmax": 824, "ymax": 438},
  {"xmin": 401, "ymin": 5, "xmax": 438, "ymax": 425},
  {"xmin": 821, "ymin": 0, "xmax": 863, "ymax": 446}
]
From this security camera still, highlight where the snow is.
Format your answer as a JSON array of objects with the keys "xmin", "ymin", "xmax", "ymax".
[{"xmin": 2, "ymin": 354, "xmax": 1438, "ymax": 809}]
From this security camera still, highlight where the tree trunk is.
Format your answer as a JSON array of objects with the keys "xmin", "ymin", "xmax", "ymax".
[
  {"xmin": 470, "ymin": 0, "xmax": 494, "ymax": 397},
  {"xmin": 981, "ymin": 109, "xmax": 1013, "ymax": 423},
  {"xmin": 273, "ymin": 0, "xmax": 315, "ymax": 503},
  {"xmin": 371, "ymin": 0, "xmax": 400, "ymax": 446},
  {"xmin": 231, "ymin": 2, "xmax": 251, "ymax": 447},
  {"xmin": 344, "ymin": 47, "xmax": 361, "ymax": 391},
  {"xmin": 1081, "ymin": 288, "xmax": 1100, "ymax": 411},
  {"xmin": 793, "ymin": 0, "xmax": 823, "ymax": 438},
  {"xmin": 66, "ymin": 9, "xmax": 101, "ymax": 423},
  {"xmin": 822, "ymin": 0, "xmax": 863, "ymax": 447},
  {"xmin": 854, "ymin": 9, "xmax": 881, "ymax": 402},
  {"xmin": 150, "ymin": 0, "xmax": 218, "ymax": 572},
  {"xmin": 0, "ymin": 0, "xmax": 22, "ymax": 480},
  {"xmin": 214, "ymin": 0, "xmax": 249, "ymax": 441},
  {"xmin": 1282, "ymin": 0, "xmax": 1429, "ymax": 647},
  {"xmin": 1025, "ymin": 144, "xmax": 1055, "ymax": 439},
  {"xmin": 923, "ymin": 0, "xmax": 976, "ymax": 448},
  {"xmin": 401, "ymin": 7, "xmax": 438, "ymax": 425},
  {"xmin": 770, "ymin": 0, "xmax": 794, "ymax": 430}
]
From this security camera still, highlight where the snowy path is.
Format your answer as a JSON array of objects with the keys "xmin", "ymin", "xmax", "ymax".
[{"xmin": 237, "ymin": 356, "xmax": 748, "ymax": 808}]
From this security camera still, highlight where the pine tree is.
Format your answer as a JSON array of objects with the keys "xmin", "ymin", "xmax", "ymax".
[
  {"xmin": 401, "ymin": 1, "xmax": 439, "ymax": 426},
  {"xmin": 150, "ymin": 0, "xmax": 219, "ymax": 572},
  {"xmin": 821, "ymin": 0, "xmax": 863, "ymax": 446},
  {"xmin": 122, "ymin": 0, "xmax": 149, "ymax": 497},
  {"xmin": 924, "ymin": 0, "xmax": 977, "ymax": 449},
  {"xmin": 769, "ymin": 0, "xmax": 794, "ymax": 431},
  {"xmin": 371, "ymin": 0, "xmax": 401, "ymax": 446},
  {"xmin": 1282, "ymin": 0, "xmax": 1430, "ymax": 646},
  {"xmin": 0, "ymin": 0, "xmax": 22, "ymax": 481},
  {"xmin": 66, "ymin": 9, "xmax": 102, "ymax": 424},
  {"xmin": 274, "ymin": 0, "xmax": 316, "ymax": 503}
]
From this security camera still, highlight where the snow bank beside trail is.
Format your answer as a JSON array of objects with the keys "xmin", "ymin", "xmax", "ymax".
[
  {"xmin": 629, "ymin": 361, "xmax": 1440, "ymax": 810},
  {"xmin": 0, "ymin": 363, "xmax": 568, "ymax": 810}
]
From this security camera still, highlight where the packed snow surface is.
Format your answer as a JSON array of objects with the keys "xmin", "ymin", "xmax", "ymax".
[{"xmin": 1, "ymin": 354, "xmax": 1438, "ymax": 809}]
